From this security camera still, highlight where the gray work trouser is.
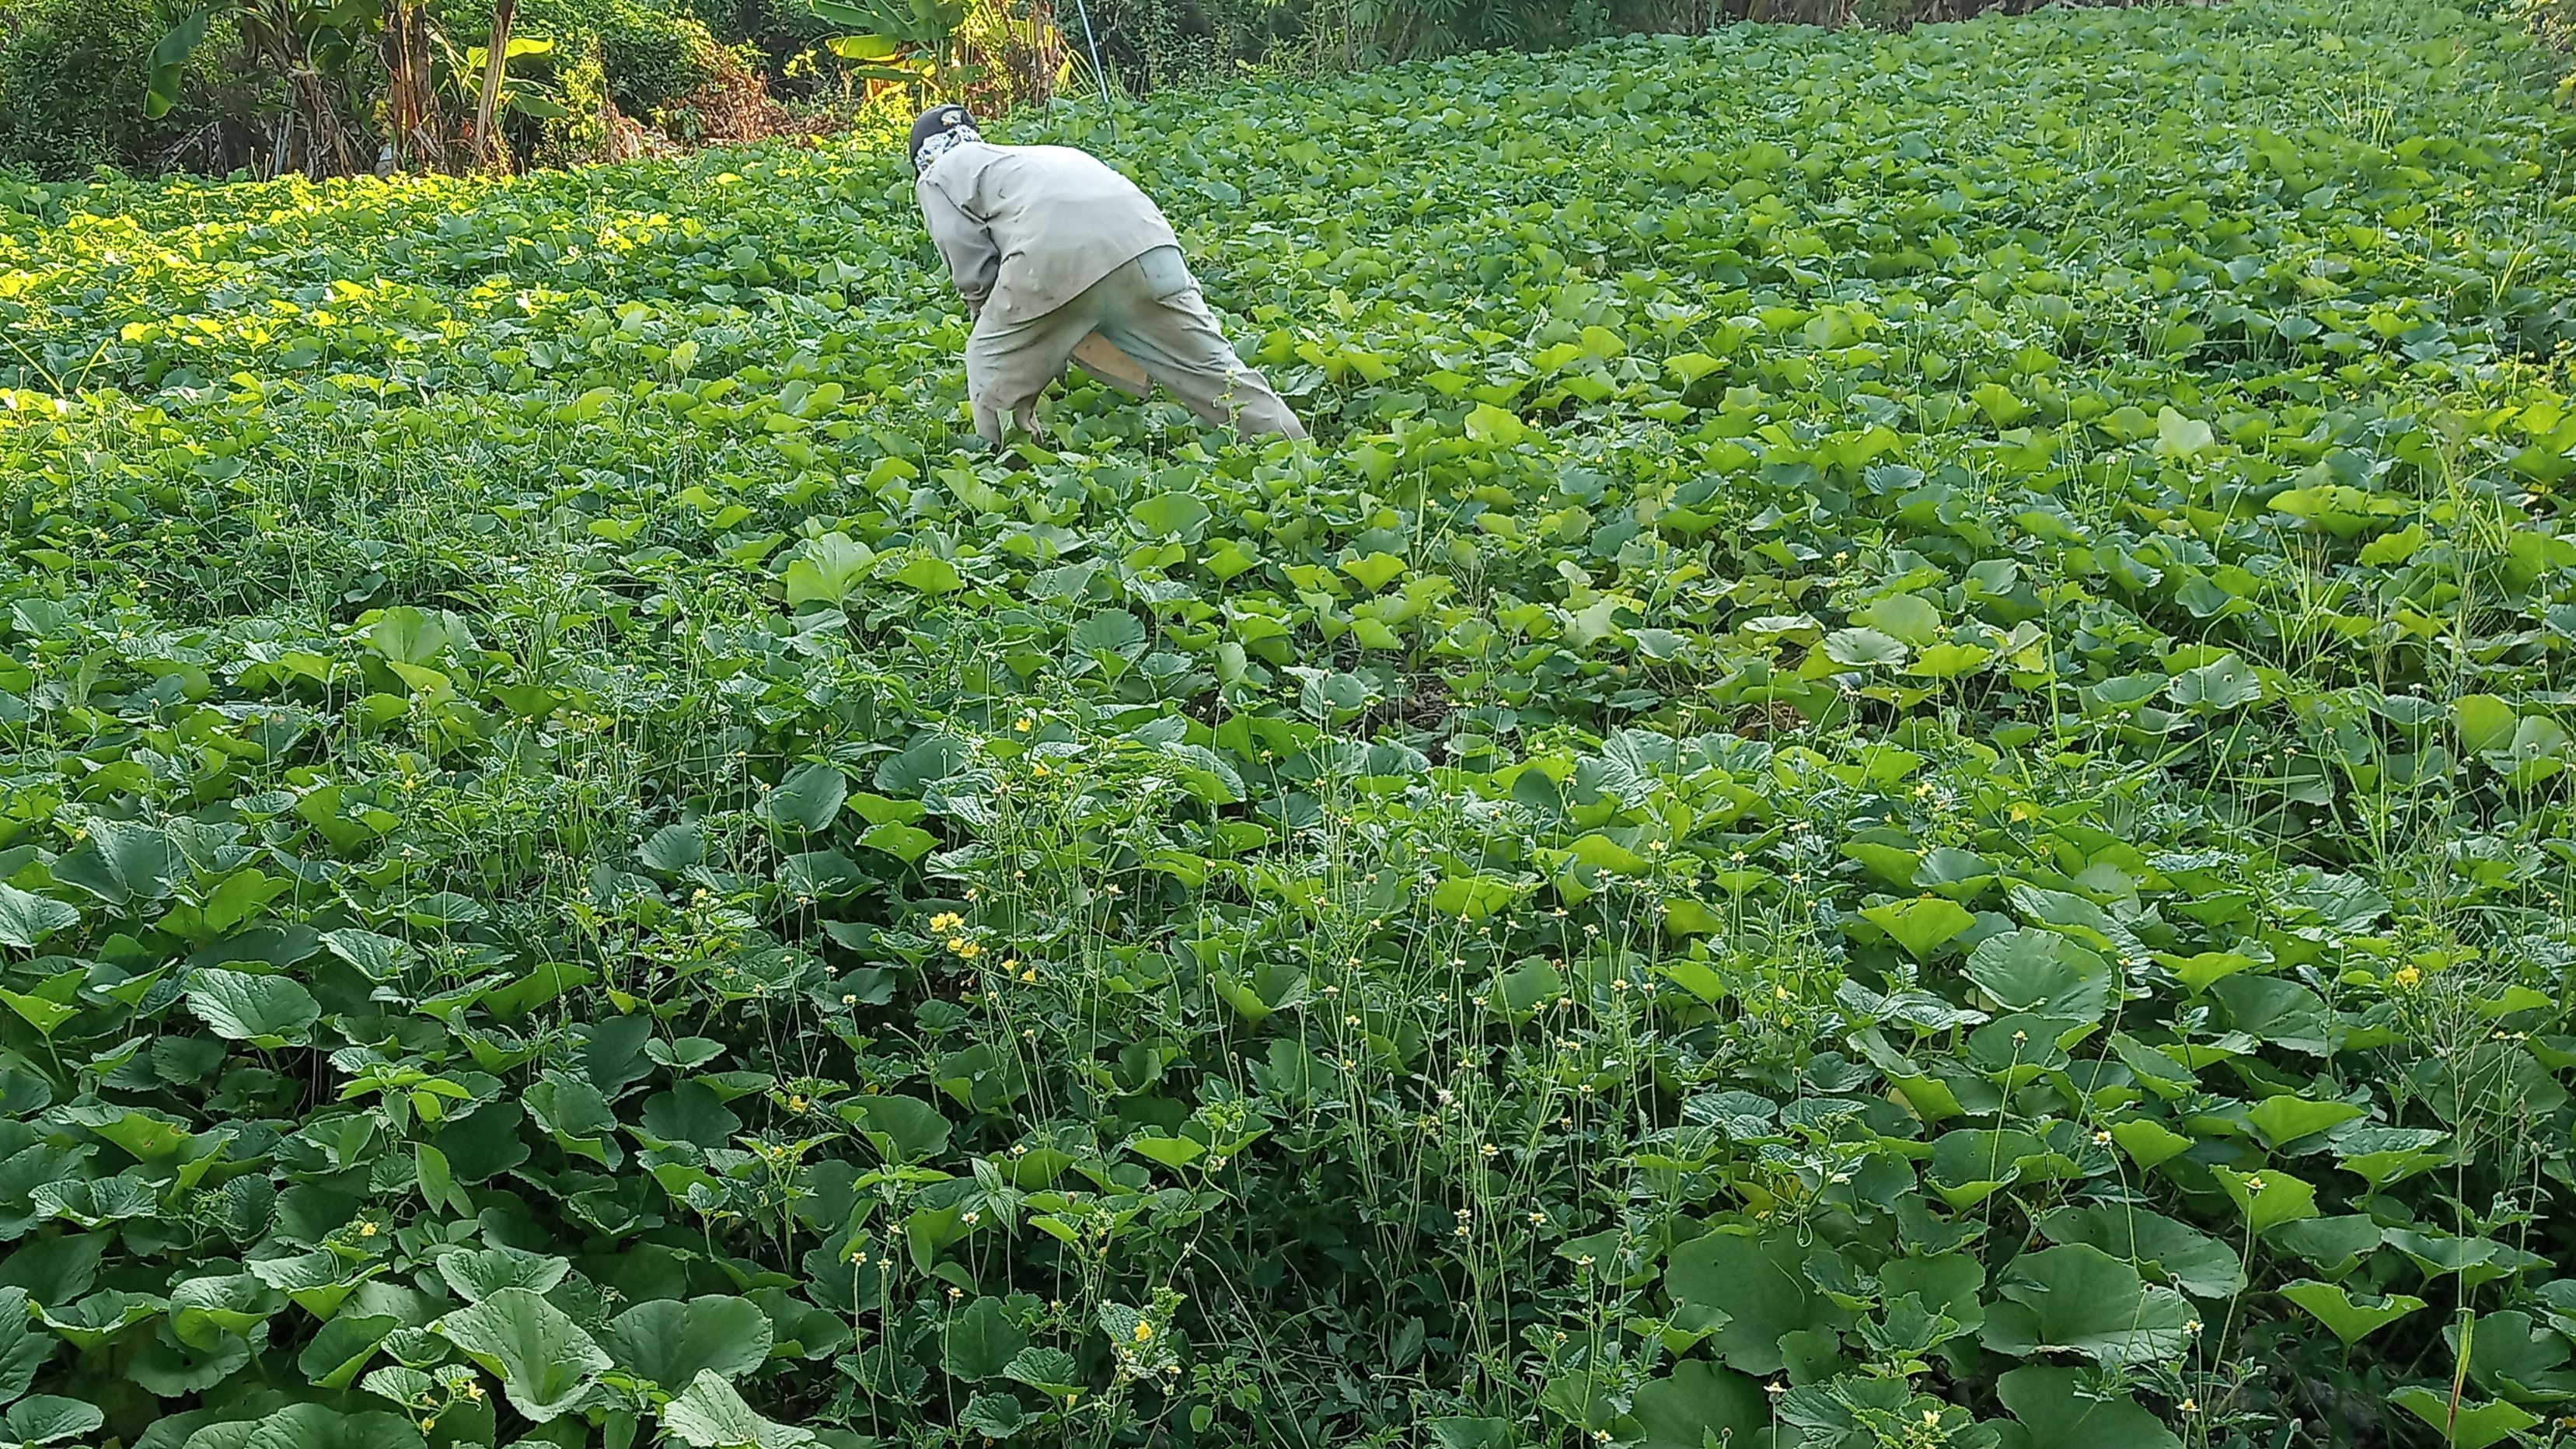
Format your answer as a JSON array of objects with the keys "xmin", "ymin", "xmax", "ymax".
[{"xmin": 965, "ymin": 246, "xmax": 1307, "ymax": 445}]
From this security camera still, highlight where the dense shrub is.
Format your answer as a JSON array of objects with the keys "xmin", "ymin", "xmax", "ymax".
[
  {"xmin": 2521, "ymin": 0, "xmax": 2576, "ymax": 94},
  {"xmin": 683, "ymin": 0, "xmax": 842, "ymax": 95},
  {"xmin": 513, "ymin": 0, "xmax": 726, "ymax": 117},
  {"xmin": 1075, "ymin": 0, "xmax": 2180, "ymax": 91},
  {"xmin": 0, "ymin": 0, "xmax": 258, "ymax": 176}
]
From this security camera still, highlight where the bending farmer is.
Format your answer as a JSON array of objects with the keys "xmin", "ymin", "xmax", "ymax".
[{"xmin": 909, "ymin": 104, "xmax": 1308, "ymax": 447}]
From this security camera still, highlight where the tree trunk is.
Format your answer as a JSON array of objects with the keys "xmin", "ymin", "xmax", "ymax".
[
  {"xmin": 295, "ymin": 67, "xmax": 364, "ymax": 176},
  {"xmin": 380, "ymin": 0, "xmax": 446, "ymax": 171},
  {"xmin": 473, "ymin": 0, "xmax": 518, "ymax": 172}
]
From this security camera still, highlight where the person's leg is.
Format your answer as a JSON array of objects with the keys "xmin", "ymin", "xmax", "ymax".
[
  {"xmin": 1093, "ymin": 250, "xmax": 1308, "ymax": 442},
  {"xmin": 963, "ymin": 298, "xmax": 1098, "ymax": 445}
]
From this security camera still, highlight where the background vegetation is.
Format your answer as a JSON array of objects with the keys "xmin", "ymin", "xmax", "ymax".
[
  {"xmin": 0, "ymin": 0, "xmax": 2240, "ymax": 183},
  {"xmin": 3, "ymin": 1, "xmax": 2576, "ymax": 1447}
]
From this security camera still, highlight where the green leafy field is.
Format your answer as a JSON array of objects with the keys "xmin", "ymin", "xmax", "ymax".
[{"xmin": 4, "ymin": 2, "xmax": 2576, "ymax": 1447}]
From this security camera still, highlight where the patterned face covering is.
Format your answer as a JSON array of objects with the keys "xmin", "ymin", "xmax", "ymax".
[{"xmin": 914, "ymin": 123, "xmax": 983, "ymax": 175}]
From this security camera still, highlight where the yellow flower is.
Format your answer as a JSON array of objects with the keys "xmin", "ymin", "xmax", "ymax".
[
  {"xmin": 930, "ymin": 912, "xmax": 964, "ymax": 932},
  {"xmin": 2392, "ymin": 965, "xmax": 2422, "ymax": 989},
  {"xmin": 1014, "ymin": 717, "xmax": 1034, "ymax": 731},
  {"xmin": 958, "ymin": 941, "xmax": 984, "ymax": 961},
  {"xmin": 1133, "ymin": 1321, "xmax": 1153, "ymax": 1343}
]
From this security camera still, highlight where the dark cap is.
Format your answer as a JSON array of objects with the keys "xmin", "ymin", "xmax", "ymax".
[{"xmin": 909, "ymin": 104, "xmax": 977, "ymax": 168}]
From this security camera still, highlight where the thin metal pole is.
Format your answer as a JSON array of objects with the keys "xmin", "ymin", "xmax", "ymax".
[{"xmin": 1068, "ymin": 0, "xmax": 1114, "ymax": 135}]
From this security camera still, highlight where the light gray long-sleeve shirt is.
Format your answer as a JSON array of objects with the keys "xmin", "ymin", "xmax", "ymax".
[{"xmin": 915, "ymin": 141, "xmax": 1180, "ymax": 326}]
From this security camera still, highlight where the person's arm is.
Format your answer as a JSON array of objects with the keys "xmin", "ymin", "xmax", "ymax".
[{"xmin": 916, "ymin": 178, "xmax": 999, "ymax": 322}]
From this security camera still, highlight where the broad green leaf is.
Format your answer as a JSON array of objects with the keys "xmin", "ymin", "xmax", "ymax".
[
  {"xmin": 0, "ymin": 1287, "xmax": 51, "ymax": 1400},
  {"xmin": 1129, "ymin": 494, "xmax": 1212, "ymax": 540},
  {"xmin": 2279, "ymin": 1281, "xmax": 2424, "ymax": 1347},
  {"xmin": 1856, "ymin": 592, "xmax": 1942, "ymax": 646},
  {"xmin": 956, "ymin": 1392, "xmax": 1024, "ymax": 1438},
  {"xmin": 859, "ymin": 822, "xmax": 938, "ymax": 864},
  {"xmin": 1860, "ymin": 896, "xmax": 1974, "ymax": 959},
  {"xmin": 1980, "ymin": 1244, "xmax": 2190, "ymax": 1366},
  {"xmin": 1928, "ymin": 1127, "xmax": 2066, "ymax": 1209},
  {"xmin": 849, "ymin": 1095, "xmax": 950, "ymax": 1164},
  {"xmin": 1663, "ymin": 1230, "xmax": 1848, "ymax": 1375},
  {"xmin": 2212, "ymin": 1166, "xmax": 2319, "ymax": 1235},
  {"xmin": 296, "ymin": 1312, "xmax": 400, "ymax": 1389},
  {"xmin": 641, "ymin": 821, "xmax": 707, "ymax": 872},
  {"xmin": 640, "ymin": 1083, "xmax": 743, "ymax": 1148},
  {"xmin": 2334, "ymin": 1126, "xmax": 2453, "ymax": 1191},
  {"xmin": 873, "ymin": 735, "xmax": 969, "ymax": 797},
  {"xmin": 602, "ymin": 1296, "xmax": 773, "ymax": 1388},
  {"xmin": 891, "ymin": 553, "xmax": 964, "ymax": 594},
  {"xmin": 1126, "ymin": 1135, "xmax": 1205, "ymax": 1168},
  {"xmin": 760, "ymin": 762, "xmax": 846, "ymax": 833},
  {"xmin": 2271, "ymin": 1215, "xmax": 2384, "ymax": 1275},
  {"xmin": 145, "ymin": 7, "xmax": 211, "ymax": 118},
  {"xmin": 1632, "ymin": 1361, "xmax": 1765, "ymax": 1449},
  {"xmin": 661, "ymin": 1368, "xmax": 815, "ymax": 1447},
  {"xmin": 219, "ymin": 1402, "xmax": 428, "ymax": 1449},
  {"xmin": 2452, "ymin": 1309, "xmax": 2576, "ymax": 1403},
  {"xmin": 38, "ymin": 1289, "xmax": 158, "ymax": 1352},
  {"xmin": 169, "ymin": 1273, "xmax": 284, "ymax": 1349},
  {"xmin": 0, "ymin": 1395, "xmax": 103, "ymax": 1447},
  {"xmin": 0, "ymin": 888, "xmax": 79, "ymax": 951},
  {"xmin": 1998, "ymin": 1366, "xmax": 2180, "ymax": 1449},
  {"xmin": 1070, "ymin": 611, "xmax": 1148, "ymax": 658},
  {"xmin": 1004, "ymin": 1346, "xmax": 1080, "ymax": 1395},
  {"xmin": 1963, "ymin": 929, "xmax": 2112, "ymax": 1021},
  {"xmin": 780, "ymin": 532, "xmax": 874, "ymax": 607},
  {"xmin": 2163, "ymin": 949, "xmax": 2261, "ymax": 993},
  {"xmin": 941, "ymin": 1296, "xmax": 1027, "ymax": 1382},
  {"xmin": 2389, "ymin": 1386, "xmax": 2537, "ymax": 1449},
  {"xmin": 431, "ymin": 1286, "xmax": 610, "ymax": 1423},
  {"xmin": 2154, "ymin": 406, "xmax": 2215, "ymax": 459},
  {"xmin": 243, "ymin": 1248, "xmax": 377, "ymax": 1318},
  {"xmin": 0, "ymin": 1234, "xmax": 103, "ymax": 1307},
  {"xmin": 1340, "ymin": 552, "xmax": 1405, "ymax": 591},
  {"xmin": 435, "ymin": 1245, "xmax": 570, "ymax": 1304},
  {"xmin": 2211, "ymin": 975, "xmax": 2331, "ymax": 1055},
  {"xmin": 2245, "ymin": 1095, "xmax": 2364, "ymax": 1150},
  {"xmin": 2166, "ymin": 653, "xmax": 2261, "ymax": 711},
  {"xmin": 2036, "ymin": 1205, "xmax": 2243, "ymax": 1297},
  {"xmin": 2453, "ymin": 695, "xmax": 2520, "ymax": 756},
  {"xmin": 318, "ymin": 928, "xmax": 414, "ymax": 982},
  {"xmin": 1463, "ymin": 403, "xmax": 1526, "ymax": 446},
  {"xmin": 1823, "ymin": 627, "xmax": 1908, "ymax": 669},
  {"xmin": 186, "ymin": 969, "xmax": 319, "ymax": 1048},
  {"xmin": 49, "ymin": 819, "xmax": 179, "ymax": 906},
  {"xmin": 1911, "ymin": 641, "xmax": 1995, "ymax": 679}
]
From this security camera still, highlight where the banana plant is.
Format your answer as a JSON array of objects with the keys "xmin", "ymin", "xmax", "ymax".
[
  {"xmin": 145, "ymin": 0, "xmax": 557, "ymax": 175},
  {"xmin": 812, "ymin": 0, "xmax": 972, "ymax": 94}
]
